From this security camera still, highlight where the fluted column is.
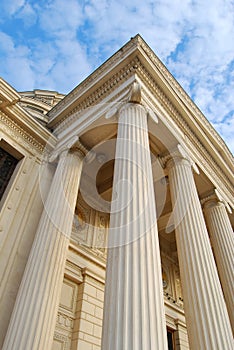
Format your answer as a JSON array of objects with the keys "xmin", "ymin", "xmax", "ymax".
[
  {"xmin": 102, "ymin": 96, "xmax": 168, "ymax": 349},
  {"xmin": 3, "ymin": 148, "xmax": 84, "ymax": 350},
  {"xmin": 203, "ymin": 197, "xmax": 234, "ymax": 331},
  {"xmin": 167, "ymin": 153, "xmax": 233, "ymax": 349}
]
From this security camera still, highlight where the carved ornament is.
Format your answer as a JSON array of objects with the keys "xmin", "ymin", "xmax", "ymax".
[{"xmin": 0, "ymin": 110, "xmax": 46, "ymax": 156}]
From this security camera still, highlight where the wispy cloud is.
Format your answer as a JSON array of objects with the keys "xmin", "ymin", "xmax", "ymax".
[{"xmin": 0, "ymin": 0, "xmax": 233, "ymax": 153}]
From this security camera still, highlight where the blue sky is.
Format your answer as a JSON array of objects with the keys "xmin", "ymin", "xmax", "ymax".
[{"xmin": 0, "ymin": 0, "xmax": 233, "ymax": 154}]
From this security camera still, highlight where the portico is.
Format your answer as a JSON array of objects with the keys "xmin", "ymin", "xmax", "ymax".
[{"xmin": 0, "ymin": 35, "xmax": 233, "ymax": 350}]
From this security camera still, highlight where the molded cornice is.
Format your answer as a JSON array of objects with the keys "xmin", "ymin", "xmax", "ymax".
[{"xmin": 0, "ymin": 78, "xmax": 56, "ymax": 156}]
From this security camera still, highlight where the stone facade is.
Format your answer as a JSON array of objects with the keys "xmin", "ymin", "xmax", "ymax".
[{"xmin": 0, "ymin": 35, "xmax": 233, "ymax": 350}]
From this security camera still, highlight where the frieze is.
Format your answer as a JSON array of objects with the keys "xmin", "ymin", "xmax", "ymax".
[
  {"xmin": 136, "ymin": 61, "xmax": 234, "ymax": 197},
  {"xmin": 57, "ymin": 311, "xmax": 74, "ymax": 329},
  {"xmin": 0, "ymin": 111, "xmax": 46, "ymax": 157},
  {"xmin": 53, "ymin": 60, "xmax": 138, "ymax": 132},
  {"xmin": 20, "ymin": 95, "xmax": 52, "ymax": 107},
  {"xmin": 49, "ymin": 38, "xmax": 139, "ymax": 119},
  {"xmin": 54, "ymin": 85, "xmax": 129, "ymax": 136}
]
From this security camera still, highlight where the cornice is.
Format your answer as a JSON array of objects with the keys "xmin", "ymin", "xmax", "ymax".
[
  {"xmin": 0, "ymin": 78, "xmax": 20, "ymax": 104},
  {"xmin": 0, "ymin": 78, "xmax": 57, "ymax": 157},
  {"xmin": 52, "ymin": 60, "xmax": 138, "ymax": 133},
  {"xmin": 0, "ymin": 110, "xmax": 56, "ymax": 157},
  {"xmin": 48, "ymin": 36, "xmax": 140, "ymax": 122},
  {"xmin": 19, "ymin": 90, "xmax": 64, "ymax": 107},
  {"xmin": 48, "ymin": 51, "xmax": 233, "ymax": 201},
  {"xmin": 19, "ymin": 97, "xmax": 52, "ymax": 112}
]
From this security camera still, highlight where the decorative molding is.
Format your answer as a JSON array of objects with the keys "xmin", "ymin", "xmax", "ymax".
[
  {"xmin": 53, "ymin": 85, "xmax": 129, "ymax": 135},
  {"xmin": 51, "ymin": 60, "xmax": 138, "ymax": 131},
  {"xmin": 158, "ymin": 144, "xmax": 200, "ymax": 176},
  {"xmin": 19, "ymin": 90, "xmax": 64, "ymax": 108},
  {"xmin": 82, "ymin": 267, "xmax": 105, "ymax": 286},
  {"xmin": 49, "ymin": 49, "xmax": 232, "ymax": 202},
  {"xmin": 53, "ymin": 331, "xmax": 71, "ymax": 350},
  {"xmin": 0, "ymin": 77, "xmax": 20, "ymax": 103},
  {"xmin": 0, "ymin": 111, "xmax": 46, "ymax": 156},
  {"xmin": 48, "ymin": 37, "xmax": 140, "ymax": 120},
  {"xmin": 69, "ymin": 242, "xmax": 107, "ymax": 269},
  {"xmin": 57, "ymin": 311, "xmax": 74, "ymax": 329},
  {"xmin": 46, "ymin": 35, "xmax": 233, "ymax": 204},
  {"xmin": 50, "ymin": 33, "xmax": 231, "ymax": 156},
  {"xmin": 65, "ymin": 261, "xmax": 83, "ymax": 283},
  {"xmin": 201, "ymin": 189, "xmax": 232, "ymax": 213},
  {"xmin": 72, "ymin": 194, "xmax": 92, "ymax": 247}
]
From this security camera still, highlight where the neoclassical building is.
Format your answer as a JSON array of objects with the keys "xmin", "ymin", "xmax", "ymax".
[{"xmin": 0, "ymin": 35, "xmax": 233, "ymax": 350}]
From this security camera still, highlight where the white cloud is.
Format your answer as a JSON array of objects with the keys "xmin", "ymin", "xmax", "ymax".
[
  {"xmin": 0, "ymin": 32, "xmax": 35, "ymax": 89},
  {"xmin": 214, "ymin": 115, "xmax": 234, "ymax": 153},
  {"xmin": 0, "ymin": 0, "xmax": 233, "ymax": 152},
  {"xmin": 15, "ymin": 2, "xmax": 37, "ymax": 27},
  {"xmin": 1, "ymin": 0, "xmax": 26, "ymax": 15},
  {"xmin": 38, "ymin": 0, "xmax": 84, "ymax": 34}
]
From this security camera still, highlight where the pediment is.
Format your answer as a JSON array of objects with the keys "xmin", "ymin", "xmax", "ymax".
[
  {"xmin": 46, "ymin": 35, "xmax": 233, "ymax": 207},
  {"xmin": 47, "ymin": 35, "xmax": 232, "ymax": 156}
]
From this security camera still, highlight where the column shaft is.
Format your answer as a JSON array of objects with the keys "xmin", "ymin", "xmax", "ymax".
[
  {"xmin": 102, "ymin": 103, "xmax": 168, "ymax": 350},
  {"xmin": 167, "ymin": 156, "xmax": 233, "ymax": 349},
  {"xmin": 3, "ymin": 149, "xmax": 83, "ymax": 350},
  {"xmin": 204, "ymin": 200, "xmax": 234, "ymax": 331}
]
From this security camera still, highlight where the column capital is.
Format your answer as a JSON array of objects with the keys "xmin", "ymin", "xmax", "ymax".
[
  {"xmin": 118, "ymin": 100, "xmax": 146, "ymax": 115},
  {"xmin": 201, "ymin": 189, "xmax": 232, "ymax": 213},
  {"xmin": 49, "ymin": 137, "xmax": 95, "ymax": 163},
  {"xmin": 159, "ymin": 144, "xmax": 199, "ymax": 174}
]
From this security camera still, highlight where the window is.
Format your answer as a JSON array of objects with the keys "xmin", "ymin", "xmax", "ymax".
[
  {"xmin": 0, "ymin": 146, "xmax": 19, "ymax": 201},
  {"xmin": 167, "ymin": 328, "xmax": 175, "ymax": 350}
]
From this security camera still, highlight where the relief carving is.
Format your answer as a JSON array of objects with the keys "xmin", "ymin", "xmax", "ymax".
[{"xmin": 72, "ymin": 196, "xmax": 91, "ymax": 246}]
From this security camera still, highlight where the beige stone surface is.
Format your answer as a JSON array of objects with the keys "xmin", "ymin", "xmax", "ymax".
[
  {"xmin": 204, "ymin": 198, "xmax": 234, "ymax": 331},
  {"xmin": 167, "ymin": 154, "xmax": 233, "ymax": 349},
  {"xmin": 0, "ymin": 35, "xmax": 234, "ymax": 350},
  {"xmin": 2, "ymin": 149, "xmax": 84, "ymax": 350},
  {"xmin": 102, "ymin": 100, "xmax": 168, "ymax": 349}
]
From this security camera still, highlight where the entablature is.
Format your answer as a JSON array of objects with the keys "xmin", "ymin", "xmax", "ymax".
[{"xmin": 0, "ymin": 79, "xmax": 57, "ymax": 158}]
